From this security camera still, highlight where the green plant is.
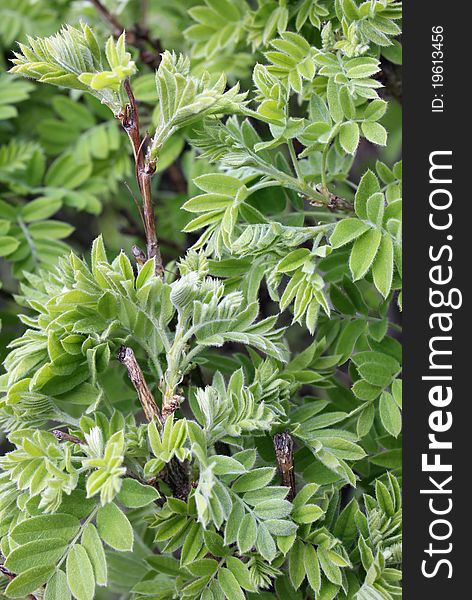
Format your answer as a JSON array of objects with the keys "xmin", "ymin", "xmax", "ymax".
[{"xmin": 0, "ymin": 1, "xmax": 402, "ymax": 599}]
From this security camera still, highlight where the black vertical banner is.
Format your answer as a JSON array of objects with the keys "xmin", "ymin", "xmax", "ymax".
[{"xmin": 404, "ymin": 1, "xmax": 469, "ymax": 597}]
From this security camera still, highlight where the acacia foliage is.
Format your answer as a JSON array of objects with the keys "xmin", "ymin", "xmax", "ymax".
[{"xmin": 0, "ymin": 1, "xmax": 402, "ymax": 599}]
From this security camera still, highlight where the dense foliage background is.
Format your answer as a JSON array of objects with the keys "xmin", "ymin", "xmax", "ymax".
[{"xmin": 0, "ymin": 1, "xmax": 402, "ymax": 599}]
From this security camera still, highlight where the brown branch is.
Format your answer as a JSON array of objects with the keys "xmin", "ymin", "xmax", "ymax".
[
  {"xmin": 117, "ymin": 346, "xmax": 161, "ymax": 421},
  {"xmin": 273, "ymin": 432, "xmax": 296, "ymax": 501},
  {"xmin": 117, "ymin": 346, "xmax": 190, "ymax": 501},
  {"xmin": 118, "ymin": 80, "xmax": 164, "ymax": 276},
  {"xmin": 161, "ymin": 393, "xmax": 182, "ymax": 422}
]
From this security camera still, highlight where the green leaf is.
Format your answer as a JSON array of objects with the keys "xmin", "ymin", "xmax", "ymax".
[
  {"xmin": 66, "ymin": 545, "xmax": 95, "ymax": 600},
  {"xmin": 292, "ymin": 504, "xmax": 324, "ymax": 524},
  {"xmin": 256, "ymin": 524, "xmax": 277, "ymax": 561},
  {"xmin": 317, "ymin": 547, "xmax": 342, "ymax": 585},
  {"xmin": 45, "ymin": 153, "xmax": 92, "ymax": 189},
  {"xmin": 0, "ymin": 236, "xmax": 20, "ymax": 257},
  {"xmin": 21, "ymin": 197, "xmax": 63, "ymax": 222},
  {"xmin": 232, "ymin": 467, "xmax": 275, "ymax": 492},
  {"xmin": 11, "ymin": 514, "xmax": 80, "ymax": 545},
  {"xmin": 357, "ymin": 403, "xmax": 376, "ymax": 437},
  {"xmin": 372, "ymin": 235, "xmax": 394, "ymax": 297},
  {"xmin": 97, "ymin": 291, "xmax": 119, "ymax": 320},
  {"xmin": 334, "ymin": 499, "xmax": 359, "ymax": 545},
  {"xmin": 304, "ymin": 545, "xmax": 321, "ymax": 593},
  {"xmin": 370, "ymin": 449, "xmax": 402, "ymax": 468},
  {"xmin": 218, "ymin": 567, "xmax": 245, "ymax": 600},
  {"xmin": 330, "ymin": 219, "xmax": 370, "ymax": 248},
  {"xmin": 226, "ymin": 557, "xmax": 257, "ymax": 592},
  {"xmin": 117, "ymin": 478, "xmax": 160, "ymax": 508},
  {"xmin": 336, "ymin": 320, "xmax": 367, "ymax": 363},
  {"xmin": 352, "ymin": 380, "xmax": 382, "ymax": 401},
  {"xmin": 362, "ymin": 121, "xmax": 387, "ymax": 146},
  {"xmin": 5, "ymin": 539, "xmax": 67, "ymax": 573},
  {"xmin": 183, "ymin": 193, "xmax": 233, "ymax": 213},
  {"xmin": 203, "ymin": 530, "xmax": 227, "ymax": 557},
  {"xmin": 327, "ymin": 78, "xmax": 343, "ymax": 123},
  {"xmin": 379, "ymin": 391, "xmax": 402, "ymax": 437},
  {"xmin": 358, "ymin": 536, "xmax": 374, "ymax": 571},
  {"xmin": 382, "ymin": 40, "xmax": 403, "ymax": 65},
  {"xmin": 181, "ymin": 522, "xmax": 204, "ymax": 565},
  {"xmin": 237, "ymin": 513, "xmax": 257, "ymax": 553},
  {"xmin": 339, "ymin": 87, "xmax": 356, "ymax": 119},
  {"xmin": 339, "ymin": 122, "xmax": 359, "ymax": 154},
  {"xmin": 375, "ymin": 480, "xmax": 395, "ymax": 517},
  {"xmin": 97, "ymin": 503, "xmax": 134, "ymax": 551},
  {"xmin": 392, "ymin": 378, "xmax": 402, "ymax": 408},
  {"xmin": 345, "ymin": 57, "xmax": 379, "ymax": 78},
  {"xmin": 357, "ymin": 363, "xmax": 394, "ymax": 387},
  {"xmin": 355, "ymin": 170, "xmax": 380, "ymax": 219},
  {"xmin": 264, "ymin": 519, "xmax": 297, "ymax": 537},
  {"xmin": 366, "ymin": 193, "xmax": 385, "ymax": 225},
  {"xmin": 81, "ymin": 524, "xmax": 107, "ymax": 586},
  {"xmin": 349, "ymin": 229, "xmax": 382, "ymax": 280},
  {"xmin": 186, "ymin": 558, "xmax": 218, "ymax": 578},
  {"xmin": 342, "ymin": 0, "xmax": 360, "ymax": 20},
  {"xmin": 289, "ymin": 540, "xmax": 306, "ymax": 590},
  {"xmin": 209, "ymin": 455, "xmax": 247, "ymax": 475},
  {"xmin": 323, "ymin": 437, "xmax": 366, "ymax": 460},
  {"xmin": 277, "ymin": 248, "xmax": 311, "ymax": 272},
  {"xmin": 254, "ymin": 499, "xmax": 293, "ymax": 519},
  {"xmin": 5, "ymin": 566, "xmax": 54, "ymax": 599},
  {"xmin": 29, "ymin": 221, "xmax": 74, "ymax": 240},
  {"xmin": 194, "ymin": 173, "xmax": 243, "ymax": 195},
  {"xmin": 365, "ymin": 99, "xmax": 387, "ymax": 121},
  {"xmin": 44, "ymin": 570, "xmax": 71, "ymax": 600}
]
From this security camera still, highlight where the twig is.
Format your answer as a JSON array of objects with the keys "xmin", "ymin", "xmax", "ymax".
[
  {"xmin": 118, "ymin": 80, "xmax": 164, "ymax": 276},
  {"xmin": 89, "ymin": 0, "xmax": 123, "ymax": 37},
  {"xmin": 89, "ymin": 0, "xmax": 163, "ymax": 69},
  {"xmin": 273, "ymin": 432, "xmax": 296, "ymax": 501},
  {"xmin": 117, "ymin": 346, "xmax": 190, "ymax": 500},
  {"xmin": 117, "ymin": 346, "xmax": 161, "ymax": 421}
]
